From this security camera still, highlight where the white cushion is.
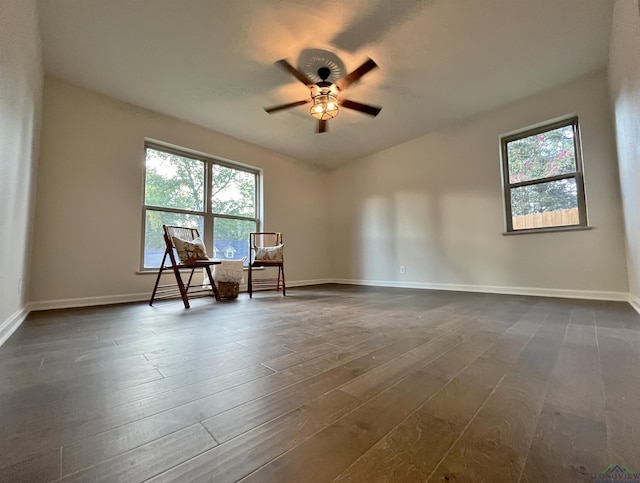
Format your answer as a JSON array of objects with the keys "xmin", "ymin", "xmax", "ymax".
[
  {"xmin": 254, "ymin": 244, "xmax": 284, "ymax": 261},
  {"xmin": 172, "ymin": 236, "xmax": 209, "ymax": 263}
]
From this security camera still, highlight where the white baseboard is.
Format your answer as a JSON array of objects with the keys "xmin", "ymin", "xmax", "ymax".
[
  {"xmin": 29, "ymin": 292, "xmax": 150, "ymax": 311},
  {"xmin": 0, "ymin": 307, "xmax": 30, "ymax": 347},
  {"xmin": 25, "ymin": 278, "xmax": 631, "ymax": 313},
  {"xmin": 629, "ymin": 294, "xmax": 640, "ymax": 315},
  {"xmin": 286, "ymin": 278, "xmax": 333, "ymax": 288},
  {"xmin": 28, "ymin": 279, "xmax": 334, "ymax": 312},
  {"xmin": 332, "ymin": 279, "xmax": 629, "ymax": 302},
  {"xmin": 237, "ymin": 278, "xmax": 330, "ymax": 292}
]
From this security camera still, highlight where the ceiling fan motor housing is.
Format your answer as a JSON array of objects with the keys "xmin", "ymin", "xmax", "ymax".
[{"xmin": 317, "ymin": 67, "xmax": 332, "ymax": 82}]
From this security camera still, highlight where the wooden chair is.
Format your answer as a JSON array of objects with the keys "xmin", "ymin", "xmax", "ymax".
[
  {"xmin": 149, "ymin": 225, "xmax": 221, "ymax": 308},
  {"xmin": 248, "ymin": 232, "xmax": 285, "ymax": 298}
]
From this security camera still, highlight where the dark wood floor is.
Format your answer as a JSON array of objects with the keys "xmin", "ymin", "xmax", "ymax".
[{"xmin": 1, "ymin": 284, "xmax": 639, "ymax": 482}]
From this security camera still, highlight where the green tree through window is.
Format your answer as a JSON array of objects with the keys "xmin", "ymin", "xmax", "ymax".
[
  {"xmin": 142, "ymin": 145, "xmax": 259, "ymax": 268},
  {"xmin": 500, "ymin": 117, "xmax": 587, "ymax": 232}
]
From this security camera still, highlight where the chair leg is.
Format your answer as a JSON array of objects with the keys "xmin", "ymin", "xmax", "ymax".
[
  {"xmin": 281, "ymin": 265, "xmax": 286, "ymax": 296},
  {"xmin": 172, "ymin": 265, "xmax": 190, "ymax": 309},
  {"xmin": 149, "ymin": 266, "xmax": 165, "ymax": 306},
  {"xmin": 204, "ymin": 266, "xmax": 221, "ymax": 301},
  {"xmin": 150, "ymin": 250, "xmax": 170, "ymax": 306},
  {"xmin": 185, "ymin": 269, "xmax": 196, "ymax": 292}
]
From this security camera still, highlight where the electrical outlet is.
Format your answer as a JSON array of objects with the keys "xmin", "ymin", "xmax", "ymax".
[{"xmin": 400, "ymin": 266, "xmax": 406, "ymax": 275}]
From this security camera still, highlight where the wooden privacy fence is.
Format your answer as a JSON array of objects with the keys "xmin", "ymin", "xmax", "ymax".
[{"xmin": 512, "ymin": 207, "xmax": 579, "ymax": 230}]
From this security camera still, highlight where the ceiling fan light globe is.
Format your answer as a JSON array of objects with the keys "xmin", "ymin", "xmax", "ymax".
[{"xmin": 310, "ymin": 93, "xmax": 339, "ymax": 121}]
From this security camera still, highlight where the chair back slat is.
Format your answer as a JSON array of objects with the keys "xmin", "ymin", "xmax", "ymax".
[
  {"xmin": 250, "ymin": 232, "xmax": 282, "ymax": 250},
  {"xmin": 164, "ymin": 226, "xmax": 200, "ymax": 247}
]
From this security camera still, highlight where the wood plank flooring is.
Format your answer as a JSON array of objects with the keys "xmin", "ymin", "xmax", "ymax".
[{"xmin": 1, "ymin": 284, "xmax": 639, "ymax": 482}]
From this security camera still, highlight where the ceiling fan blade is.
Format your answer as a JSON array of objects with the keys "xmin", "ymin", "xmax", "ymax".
[
  {"xmin": 317, "ymin": 119, "xmax": 328, "ymax": 133},
  {"xmin": 264, "ymin": 99, "xmax": 311, "ymax": 114},
  {"xmin": 275, "ymin": 59, "xmax": 314, "ymax": 86},
  {"xmin": 335, "ymin": 58, "xmax": 378, "ymax": 91},
  {"xmin": 339, "ymin": 99, "xmax": 382, "ymax": 117}
]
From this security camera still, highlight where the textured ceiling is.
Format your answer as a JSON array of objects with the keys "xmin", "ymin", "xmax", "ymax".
[{"xmin": 37, "ymin": 0, "xmax": 613, "ymax": 169}]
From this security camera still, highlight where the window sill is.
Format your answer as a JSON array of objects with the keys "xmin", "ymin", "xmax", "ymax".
[{"xmin": 502, "ymin": 225, "xmax": 592, "ymax": 236}]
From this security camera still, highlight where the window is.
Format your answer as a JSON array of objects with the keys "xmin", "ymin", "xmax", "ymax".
[
  {"xmin": 500, "ymin": 117, "xmax": 587, "ymax": 233},
  {"xmin": 142, "ymin": 143, "xmax": 259, "ymax": 269}
]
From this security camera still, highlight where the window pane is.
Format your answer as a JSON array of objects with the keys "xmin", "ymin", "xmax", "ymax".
[
  {"xmin": 507, "ymin": 125, "xmax": 576, "ymax": 184},
  {"xmin": 211, "ymin": 165, "xmax": 255, "ymax": 217},
  {"xmin": 144, "ymin": 210, "xmax": 204, "ymax": 268},
  {"xmin": 145, "ymin": 148, "xmax": 205, "ymax": 211},
  {"xmin": 510, "ymin": 178, "xmax": 579, "ymax": 230},
  {"xmin": 213, "ymin": 218, "xmax": 256, "ymax": 265}
]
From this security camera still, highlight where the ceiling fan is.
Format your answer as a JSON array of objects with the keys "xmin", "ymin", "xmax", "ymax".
[{"xmin": 264, "ymin": 57, "xmax": 382, "ymax": 133}]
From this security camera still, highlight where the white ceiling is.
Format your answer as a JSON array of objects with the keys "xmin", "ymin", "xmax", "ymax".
[{"xmin": 37, "ymin": 0, "xmax": 613, "ymax": 169}]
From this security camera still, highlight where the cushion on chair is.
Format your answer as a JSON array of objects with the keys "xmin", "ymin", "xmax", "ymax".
[
  {"xmin": 254, "ymin": 244, "xmax": 284, "ymax": 261},
  {"xmin": 172, "ymin": 236, "xmax": 209, "ymax": 263}
]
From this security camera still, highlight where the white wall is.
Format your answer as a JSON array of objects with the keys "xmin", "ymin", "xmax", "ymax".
[
  {"xmin": 0, "ymin": 0, "xmax": 42, "ymax": 342},
  {"xmin": 609, "ymin": 0, "xmax": 640, "ymax": 310},
  {"xmin": 31, "ymin": 77, "xmax": 330, "ymax": 307},
  {"xmin": 329, "ymin": 72, "xmax": 628, "ymax": 299}
]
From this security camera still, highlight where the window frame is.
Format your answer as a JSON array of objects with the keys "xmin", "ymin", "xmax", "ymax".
[
  {"xmin": 500, "ymin": 116, "xmax": 588, "ymax": 234},
  {"xmin": 140, "ymin": 141, "xmax": 261, "ymax": 271}
]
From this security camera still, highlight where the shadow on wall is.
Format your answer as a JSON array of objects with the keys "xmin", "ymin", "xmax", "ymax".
[
  {"xmin": 349, "ymin": 125, "xmax": 509, "ymax": 287},
  {"xmin": 356, "ymin": 187, "xmax": 475, "ymax": 285}
]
